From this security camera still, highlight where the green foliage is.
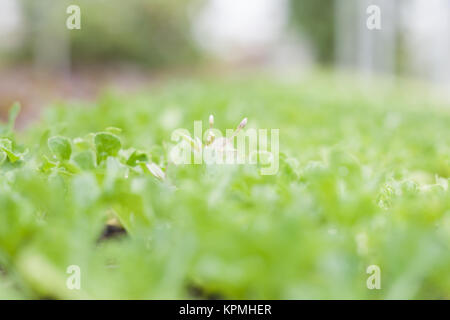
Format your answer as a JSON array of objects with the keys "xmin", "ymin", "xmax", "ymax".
[
  {"xmin": 0, "ymin": 75, "xmax": 449, "ymax": 299},
  {"xmin": 0, "ymin": 103, "xmax": 20, "ymax": 136},
  {"xmin": 48, "ymin": 136, "xmax": 72, "ymax": 161},
  {"xmin": 94, "ymin": 132, "xmax": 122, "ymax": 163},
  {"xmin": 290, "ymin": 0, "xmax": 336, "ymax": 64},
  {"xmin": 15, "ymin": 0, "xmax": 201, "ymax": 69}
]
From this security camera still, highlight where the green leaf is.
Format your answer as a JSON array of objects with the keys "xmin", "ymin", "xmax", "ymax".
[
  {"xmin": 0, "ymin": 151, "xmax": 6, "ymax": 165},
  {"xmin": 39, "ymin": 129, "xmax": 51, "ymax": 150},
  {"xmin": 40, "ymin": 155, "xmax": 57, "ymax": 172},
  {"xmin": 73, "ymin": 151, "xmax": 96, "ymax": 170},
  {"xmin": 94, "ymin": 132, "xmax": 121, "ymax": 163},
  {"xmin": 2, "ymin": 149, "xmax": 19, "ymax": 163},
  {"xmin": 59, "ymin": 161, "xmax": 80, "ymax": 174},
  {"xmin": 71, "ymin": 173, "xmax": 100, "ymax": 208},
  {"xmin": 105, "ymin": 127, "xmax": 123, "ymax": 135},
  {"xmin": 73, "ymin": 137, "xmax": 91, "ymax": 150},
  {"xmin": 0, "ymin": 138, "xmax": 21, "ymax": 163},
  {"xmin": 48, "ymin": 136, "xmax": 72, "ymax": 160},
  {"xmin": 126, "ymin": 150, "xmax": 149, "ymax": 166},
  {"xmin": 7, "ymin": 102, "xmax": 20, "ymax": 133},
  {"xmin": 0, "ymin": 138, "xmax": 12, "ymax": 151}
]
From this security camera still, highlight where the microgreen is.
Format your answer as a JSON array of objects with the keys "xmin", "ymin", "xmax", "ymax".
[{"xmin": 0, "ymin": 76, "xmax": 449, "ymax": 299}]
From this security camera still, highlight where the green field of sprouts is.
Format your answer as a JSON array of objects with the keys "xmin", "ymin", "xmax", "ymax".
[{"xmin": 0, "ymin": 75, "xmax": 449, "ymax": 299}]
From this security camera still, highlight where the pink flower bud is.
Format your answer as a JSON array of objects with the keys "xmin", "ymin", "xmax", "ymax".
[{"xmin": 238, "ymin": 118, "xmax": 247, "ymax": 130}]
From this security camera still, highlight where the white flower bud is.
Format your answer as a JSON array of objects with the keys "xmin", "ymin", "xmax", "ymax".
[
  {"xmin": 238, "ymin": 117, "xmax": 247, "ymax": 130},
  {"xmin": 146, "ymin": 163, "xmax": 166, "ymax": 180}
]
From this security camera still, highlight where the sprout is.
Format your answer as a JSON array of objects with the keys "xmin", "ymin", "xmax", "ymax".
[
  {"xmin": 206, "ymin": 131, "xmax": 215, "ymax": 145},
  {"xmin": 230, "ymin": 117, "xmax": 247, "ymax": 139},
  {"xmin": 206, "ymin": 114, "xmax": 216, "ymax": 145},
  {"xmin": 146, "ymin": 162, "xmax": 166, "ymax": 180},
  {"xmin": 238, "ymin": 117, "xmax": 247, "ymax": 130},
  {"xmin": 180, "ymin": 133, "xmax": 202, "ymax": 152}
]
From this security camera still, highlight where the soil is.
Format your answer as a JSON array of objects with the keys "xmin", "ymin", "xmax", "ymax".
[
  {"xmin": 98, "ymin": 225, "xmax": 127, "ymax": 242},
  {"xmin": 0, "ymin": 64, "xmax": 156, "ymax": 129}
]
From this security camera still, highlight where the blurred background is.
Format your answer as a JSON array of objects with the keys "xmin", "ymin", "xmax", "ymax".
[{"xmin": 0, "ymin": 0, "xmax": 449, "ymax": 124}]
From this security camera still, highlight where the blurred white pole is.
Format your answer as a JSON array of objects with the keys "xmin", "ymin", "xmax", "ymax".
[
  {"xmin": 32, "ymin": 0, "xmax": 70, "ymax": 75},
  {"xmin": 0, "ymin": 0, "xmax": 22, "ymax": 50},
  {"xmin": 192, "ymin": 0, "xmax": 288, "ymax": 61},
  {"xmin": 335, "ymin": 0, "xmax": 358, "ymax": 69},
  {"xmin": 402, "ymin": 0, "xmax": 450, "ymax": 84},
  {"xmin": 335, "ymin": 0, "xmax": 397, "ymax": 76}
]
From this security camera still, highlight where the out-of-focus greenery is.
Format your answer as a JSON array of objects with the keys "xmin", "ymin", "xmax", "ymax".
[
  {"xmin": 0, "ymin": 74, "xmax": 449, "ymax": 299},
  {"xmin": 290, "ymin": 0, "xmax": 336, "ymax": 64},
  {"xmin": 16, "ymin": 0, "xmax": 201, "ymax": 68}
]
